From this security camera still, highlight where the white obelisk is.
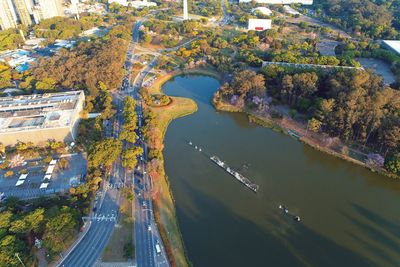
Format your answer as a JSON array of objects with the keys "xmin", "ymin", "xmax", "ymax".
[{"xmin": 183, "ymin": 0, "xmax": 188, "ymax": 20}]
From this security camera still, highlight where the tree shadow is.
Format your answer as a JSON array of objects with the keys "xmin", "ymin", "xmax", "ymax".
[{"xmin": 337, "ymin": 203, "xmax": 400, "ymax": 267}]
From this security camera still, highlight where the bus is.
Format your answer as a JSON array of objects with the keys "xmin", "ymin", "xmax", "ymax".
[{"xmin": 155, "ymin": 243, "xmax": 161, "ymax": 254}]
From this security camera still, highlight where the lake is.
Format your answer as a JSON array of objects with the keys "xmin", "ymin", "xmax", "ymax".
[{"xmin": 163, "ymin": 75, "xmax": 400, "ymax": 267}]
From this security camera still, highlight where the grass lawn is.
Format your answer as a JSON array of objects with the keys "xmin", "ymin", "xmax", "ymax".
[{"xmin": 102, "ymin": 189, "xmax": 135, "ymax": 262}]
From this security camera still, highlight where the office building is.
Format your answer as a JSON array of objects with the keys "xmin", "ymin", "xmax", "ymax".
[{"xmin": 0, "ymin": 91, "xmax": 85, "ymax": 146}]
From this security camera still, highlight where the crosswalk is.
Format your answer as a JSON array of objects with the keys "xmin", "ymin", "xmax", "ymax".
[
  {"xmin": 3, "ymin": 187, "xmax": 65, "ymax": 199},
  {"xmin": 83, "ymin": 214, "xmax": 117, "ymax": 222}
]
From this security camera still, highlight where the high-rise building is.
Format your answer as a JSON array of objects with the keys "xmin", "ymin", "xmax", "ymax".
[
  {"xmin": 35, "ymin": 0, "xmax": 61, "ymax": 20},
  {"xmin": 13, "ymin": 0, "xmax": 33, "ymax": 26},
  {"xmin": 183, "ymin": 0, "xmax": 188, "ymax": 20},
  {"xmin": 0, "ymin": 0, "xmax": 18, "ymax": 30}
]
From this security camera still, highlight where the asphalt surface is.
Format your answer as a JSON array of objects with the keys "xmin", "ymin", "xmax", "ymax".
[
  {"xmin": 0, "ymin": 153, "xmax": 86, "ymax": 200},
  {"xmin": 130, "ymin": 21, "xmax": 170, "ymax": 267},
  {"xmin": 59, "ymin": 94, "xmax": 126, "ymax": 267},
  {"xmin": 58, "ymin": 19, "xmax": 170, "ymax": 267},
  {"xmin": 58, "ymin": 27, "xmax": 133, "ymax": 267}
]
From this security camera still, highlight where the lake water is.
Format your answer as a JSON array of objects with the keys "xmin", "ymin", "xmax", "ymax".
[{"xmin": 163, "ymin": 75, "xmax": 400, "ymax": 267}]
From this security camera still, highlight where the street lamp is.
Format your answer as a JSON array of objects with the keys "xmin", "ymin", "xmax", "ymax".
[{"xmin": 14, "ymin": 253, "xmax": 25, "ymax": 267}]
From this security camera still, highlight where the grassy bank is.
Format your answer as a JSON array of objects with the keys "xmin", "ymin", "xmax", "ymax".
[
  {"xmin": 143, "ymin": 66, "xmax": 222, "ymax": 267},
  {"xmin": 102, "ymin": 188, "xmax": 135, "ymax": 262}
]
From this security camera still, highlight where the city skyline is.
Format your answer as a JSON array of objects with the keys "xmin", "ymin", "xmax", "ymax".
[{"xmin": 0, "ymin": 0, "xmax": 65, "ymax": 30}]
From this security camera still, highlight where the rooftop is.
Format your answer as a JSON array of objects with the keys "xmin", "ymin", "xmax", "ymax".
[
  {"xmin": 383, "ymin": 40, "xmax": 400, "ymax": 55},
  {"xmin": 0, "ymin": 91, "xmax": 84, "ymax": 133}
]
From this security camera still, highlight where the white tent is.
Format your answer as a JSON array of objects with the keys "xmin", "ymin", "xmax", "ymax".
[
  {"xmin": 40, "ymin": 183, "xmax": 49, "ymax": 189},
  {"xmin": 15, "ymin": 180, "xmax": 25, "ymax": 186},
  {"xmin": 46, "ymin": 165, "xmax": 55, "ymax": 175},
  {"xmin": 50, "ymin": 159, "xmax": 57, "ymax": 165},
  {"xmin": 43, "ymin": 174, "xmax": 52, "ymax": 181},
  {"xmin": 18, "ymin": 174, "xmax": 28, "ymax": 180}
]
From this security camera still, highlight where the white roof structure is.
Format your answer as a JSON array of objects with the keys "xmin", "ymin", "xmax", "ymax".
[
  {"xmin": 252, "ymin": 7, "xmax": 272, "ymax": 16},
  {"xmin": 383, "ymin": 40, "xmax": 400, "ymax": 55},
  {"xmin": 43, "ymin": 174, "xmax": 52, "ymax": 181},
  {"xmin": 16, "ymin": 180, "xmax": 25, "ymax": 186},
  {"xmin": 108, "ymin": 0, "xmax": 157, "ymax": 8},
  {"xmin": 0, "ymin": 91, "xmax": 84, "ymax": 134},
  {"xmin": 248, "ymin": 19, "xmax": 272, "ymax": 31},
  {"xmin": 46, "ymin": 165, "xmax": 55, "ymax": 175},
  {"xmin": 40, "ymin": 183, "xmax": 49, "ymax": 189},
  {"xmin": 50, "ymin": 159, "xmax": 57, "ymax": 165},
  {"xmin": 19, "ymin": 174, "xmax": 28, "ymax": 180},
  {"xmin": 283, "ymin": 5, "xmax": 300, "ymax": 15},
  {"xmin": 239, "ymin": 0, "xmax": 313, "ymax": 4}
]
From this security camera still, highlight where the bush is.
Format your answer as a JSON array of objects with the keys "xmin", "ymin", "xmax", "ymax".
[
  {"xmin": 123, "ymin": 242, "xmax": 134, "ymax": 259},
  {"xmin": 385, "ymin": 153, "xmax": 400, "ymax": 175},
  {"xmin": 289, "ymin": 109, "xmax": 297, "ymax": 118},
  {"xmin": 4, "ymin": 170, "xmax": 14, "ymax": 177}
]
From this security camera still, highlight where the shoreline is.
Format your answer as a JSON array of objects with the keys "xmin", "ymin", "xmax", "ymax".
[
  {"xmin": 144, "ymin": 66, "xmax": 222, "ymax": 267},
  {"xmin": 145, "ymin": 68, "xmax": 398, "ymax": 266},
  {"xmin": 214, "ymin": 99, "xmax": 399, "ymax": 180}
]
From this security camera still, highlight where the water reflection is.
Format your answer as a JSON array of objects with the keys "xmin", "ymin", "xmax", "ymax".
[{"xmin": 163, "ymin": 75, "xmax": 400, "ymax": 267}]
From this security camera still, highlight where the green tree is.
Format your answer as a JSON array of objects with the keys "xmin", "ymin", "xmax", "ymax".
[
  {"xmin": 42, "ymin": 209, "xmax": 77, "ymax": 253},
  {"xmin": 122, "ymin": 147, "xmax": 144, "ymax": 169},
  {"xmin": 0, "ymin": 211, "xmax": 13, "ymax": 229},
  {"xmin": 308, "ymin": 118, "xmax": 322, "ymax": 133},
  {"xmin": 385, "ymin": 153, "xmax": 400, "ymax": 174},
  {"xmin": 88, "ymin": 138, "xmax": 122, "ymax": 168}
]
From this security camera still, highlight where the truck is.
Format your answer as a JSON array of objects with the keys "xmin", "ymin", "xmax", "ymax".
[{"xmin": 155, "ymin": 243, "xmax": 161, "ymax": 254}]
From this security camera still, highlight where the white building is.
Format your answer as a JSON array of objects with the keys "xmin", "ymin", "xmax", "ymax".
[
  {"xmin": 248, "ymin": 18, "xmax": 272, "ymax": 31},
  {"xmin": 251, "ymin": 7, "xmax": 272, "ymax": 16},
  {"xmin": 0, "ymin": 91, "xmax": 85, "ymax": 146},
  {"xmin": 382, "ymin": 40, "xmax": 400, "ymax": 55},
  {"xmin": 239, "ymin": 0, "xmax": 313, "ymax": 5},
  {"xmin": 35, "ymin": 0, "xmax": 61, "ymax": 20},
  {"xmin": 283, "ymin": 5, "xmax": 300, "ymax": 15},
  {"xmin": 108, "ymin": 0, "xmax": 157, "ymax": 8},
  {"xmin": 0, "ymin": 0, "xmax": 18, "ymax": 29}
]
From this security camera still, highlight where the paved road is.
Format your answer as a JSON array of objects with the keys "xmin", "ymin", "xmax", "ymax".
[
  {"xmin": 219, "ymin": 0, "xmax": 230, "ymax": 26},
  {"xmin": 57, "ymin": 25, "xmax": 134, "ymax": 267},
  {"xmin": 130, "ymin": 20, "xmax": 170, "ymax": 267},
  {"xmin": 262, "ymin": 61, "xmax": 363, "ymax": 70},
  {"xmin": 59, "ymin": 19, "xmax": 170, "ymax": 267},
  {"xmin": 58, "ymin": 97, "xmax": 126, "ymax": 267}
]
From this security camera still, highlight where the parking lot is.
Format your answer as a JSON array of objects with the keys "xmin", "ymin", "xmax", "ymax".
[{"xmin": 0, "ymin": 153, "xmax": 87, "ymax": 199}]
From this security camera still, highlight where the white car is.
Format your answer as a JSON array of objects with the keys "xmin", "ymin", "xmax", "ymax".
[{"xmin": 148, "ymin": 225, "xmax": 151, "ymax": 231}]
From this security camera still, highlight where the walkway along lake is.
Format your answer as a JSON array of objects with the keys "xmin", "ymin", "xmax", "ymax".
[{"xmin": 162, "ymin": 75, "xmax": 400, "ymax": 267}]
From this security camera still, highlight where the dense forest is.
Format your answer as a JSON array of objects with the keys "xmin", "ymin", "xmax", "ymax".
[
  {"xmin": 29, "ymin": 19, "xmax": 133, "ymax": 97},
  {"xmin": 313, "ymin": 0, "xmax": 400, "ymax": 38},
  {"xmin": 217, "ymin": 67, "xmax": 400, "ymax": 174}
]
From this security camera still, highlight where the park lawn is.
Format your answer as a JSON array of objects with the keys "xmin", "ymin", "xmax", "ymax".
[
  {"xmin": 102, "ymin": 190, "xmax": 135, "ymax": 262},
  {"xmin": 149, "ymin": 97, "xmax": 196, "ymax": 267}
]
